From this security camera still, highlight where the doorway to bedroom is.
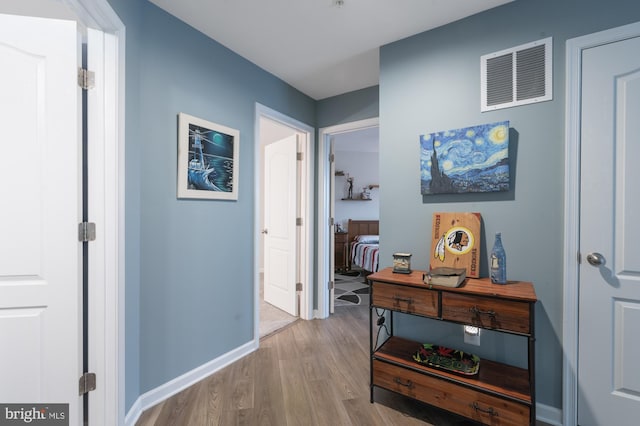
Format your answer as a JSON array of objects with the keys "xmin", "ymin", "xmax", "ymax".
[
  {"xmin": 332, "ymin": 128, "xmax": 379, "ymax": 311},
  {"xmin": 318, "ymin": 118, "xmax": 379, "ymax": 316}
]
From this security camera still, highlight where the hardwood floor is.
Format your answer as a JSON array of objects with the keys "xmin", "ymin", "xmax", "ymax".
[{"xmin": 136, "ymin": 305, "xmax": 545, "ymax": 425}]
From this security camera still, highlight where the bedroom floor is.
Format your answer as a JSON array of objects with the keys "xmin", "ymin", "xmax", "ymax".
[{"xmin": 334, "ymin": 270, "xmax": 370, "ymax": 307}]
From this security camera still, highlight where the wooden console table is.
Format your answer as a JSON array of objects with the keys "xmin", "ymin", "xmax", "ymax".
[{"xmin": 368, "ymin": 267, "xmax": 537, "ymax": 425}]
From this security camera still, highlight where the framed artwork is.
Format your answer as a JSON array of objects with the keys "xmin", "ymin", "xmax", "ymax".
[
  {"xmin": 420, "ymin": 121, "xmax": 509, "ymax": 195},
  {"xmin": 177, "ymin": 112, "xmax": 239, "ymax": 200}
]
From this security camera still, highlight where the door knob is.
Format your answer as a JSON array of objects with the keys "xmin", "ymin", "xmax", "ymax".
[{"xmin": 586, "ymin": 252, "xmax": 604, "ymax": 266}]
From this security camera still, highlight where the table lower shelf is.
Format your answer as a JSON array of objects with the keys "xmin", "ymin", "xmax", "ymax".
[{"xmin": 373, "ymin": 336, "xmax": 532, "ymax": 405}]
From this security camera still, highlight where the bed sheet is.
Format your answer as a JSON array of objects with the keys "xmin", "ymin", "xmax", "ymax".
[{"xmin": 350, "ymin": 241, "xmax": 379, "ymax": 272}]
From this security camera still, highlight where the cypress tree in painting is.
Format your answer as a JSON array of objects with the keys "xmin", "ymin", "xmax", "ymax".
[{"xmin": 429, "ymin": 147, "xmax": 453, "ymax": 193}]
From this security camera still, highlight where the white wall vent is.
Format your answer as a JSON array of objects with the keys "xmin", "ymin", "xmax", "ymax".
[{"xmin": 481, "ymin": 37, "xmax": 552, "ymax": 112}]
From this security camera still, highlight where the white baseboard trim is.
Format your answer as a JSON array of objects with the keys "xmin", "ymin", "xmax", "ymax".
[
  {"xmin": 537, "ymin": 402, "xmax": 562, "ymax": 426},
  {"xmin": 124, "ymin": 339, "xmax": 258, "ymax": 426}
]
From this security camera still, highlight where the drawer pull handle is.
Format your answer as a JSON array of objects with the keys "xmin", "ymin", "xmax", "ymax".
[
  {"xmin": 393, "ymin": 377, "xmax": 414, "ymax": 389},
  {"xmin": 470, "ymin": 306, "xmax": 496, "ymax": 318},
  {"xmin": 470, "ymin": 402, "xmax": 498, "ymax": 417},
  {"xmin": 393, "ymin": 296, "xmax": 413, "ymax": 304}
]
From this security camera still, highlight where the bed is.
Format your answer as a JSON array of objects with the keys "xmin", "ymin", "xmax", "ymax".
[{"xmin": 347, "ymin": 219, "xmax": 380, "ymax": 274}]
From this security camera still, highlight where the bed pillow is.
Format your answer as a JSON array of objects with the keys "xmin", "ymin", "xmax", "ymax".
[{"xmin": 355, "ymin": 235, "xmax": 379, "ymax": 244}]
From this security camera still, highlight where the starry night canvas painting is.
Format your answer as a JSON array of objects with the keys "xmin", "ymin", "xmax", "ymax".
[{"xmin": 420, "ymin": 121, "xmax": 509, "ymax": 195}]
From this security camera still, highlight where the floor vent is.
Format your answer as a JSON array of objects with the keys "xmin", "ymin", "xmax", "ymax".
[{"xmin": 481, "ymin": 37, "xmax": 552, "ymax": 112}]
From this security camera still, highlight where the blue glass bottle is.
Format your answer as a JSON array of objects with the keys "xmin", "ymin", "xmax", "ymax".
[{"xmin": 490, "ymin": 233, "xmax": 507, "ymax": 284}]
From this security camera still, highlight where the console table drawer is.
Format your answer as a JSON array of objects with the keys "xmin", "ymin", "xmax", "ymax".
[
  {"xmin": 373, "ymin": 360, "xmax": 530, "ymax": 426},
  {"xmin": 372, "ymin": 282, "xmax": 438, "ymax": 317},
  {"xmin": 441, "ymin": 292, "xmax": 530, "ymax": 334}
]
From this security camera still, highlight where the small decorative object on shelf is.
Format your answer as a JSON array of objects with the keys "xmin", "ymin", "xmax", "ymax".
[
  {"xmin": 413, "ymin": 343, "xmax": 480, "ymax": 376},
  {"xmin": 423, "ymin": 267, "xmax": 467, "ymax": 288},
  {"xmin": 490, "ymin": 232, "xmax": 507, "ymax": 284},
  {"xmin": 392, "ymin": 253, "xmax": 412, "ymax": 274},
  {"xmin": 361, "ymin": 186, "xmax": 371, "ymax": 200}
]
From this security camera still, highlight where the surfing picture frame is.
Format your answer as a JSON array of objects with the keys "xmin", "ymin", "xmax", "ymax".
[{"xmin": 177, "ymin": 112, "xmax": 239, "ymax": 200}]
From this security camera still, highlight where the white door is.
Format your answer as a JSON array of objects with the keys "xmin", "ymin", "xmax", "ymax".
[
  {"xmin": 264, "ymin": 135, "xmax": 298, "ymax": 316},
  {"xmin": 578, "ymin": 35, "xmax": 640, "ymax": 426},
  {"xmin": 0, "ymin": 12, "xmax": 82, "ymax": 423},
  {"xmin": 329, "ymin": 138, "xmax": 336, "ymax": 314}
]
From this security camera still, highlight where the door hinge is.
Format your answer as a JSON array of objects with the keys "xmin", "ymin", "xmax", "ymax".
[
  {"xmin": 79, "ymin": 372, "xmax": 96, "ymax": 395},
  {"xmin": 296, "ymin": 282, "xmax": 303, "ymax": 292},
  {"xmin": 330, "ymin": 217, "xmax": 335, "ymax": 226},
  {"xmin": 77, "ymin": 68, "xmax": 95, "ymax": 90},
  {"xmin": 297, "ymin": 152, "xmax": 303, "ymax": 161},
  {"xmin": 296, "ymin": 217, "xmax": 303, "ymax": 226},
  {"xmin": 78, "ymin": 222, "xmax": 96, "ymax": 242},
  {"xmin": 329, "ymin": 280, "xmax": 334, "ymax": 290},
  {"xmin": 330, "ymin": 153, "xmax": 335, "ymax": 162}
]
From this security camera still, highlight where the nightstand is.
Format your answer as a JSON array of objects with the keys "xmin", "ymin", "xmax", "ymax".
[{"xmin": 334, "ymin": 232, "xmax": 348, "ymax": 272}]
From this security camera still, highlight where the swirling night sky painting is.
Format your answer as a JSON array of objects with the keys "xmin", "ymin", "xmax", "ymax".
[{"xmin": 420, "ymin": 121, "xmax": 509, "ymax": 195}]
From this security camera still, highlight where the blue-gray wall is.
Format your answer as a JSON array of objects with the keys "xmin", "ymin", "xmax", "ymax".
[
  {"xmin": 107, "ymin": 0, "xmax": 316, "ymax": 411},
  {"xmin": 316, "ymin": 85, "xmax": 379, "ymax": 128},
  {"xmin": 379, "ymin": 0, "xmax": 640, "ymax": 410}
]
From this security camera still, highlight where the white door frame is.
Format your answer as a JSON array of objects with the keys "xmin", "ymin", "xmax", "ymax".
[
  {"xmin": 317, "ymin": 117, "xmax": 379, "ymax": 318},
  {"xmin": 254, "ymin": 104, "xmax": 314, "ymax": 333},
  {"xmin": 563, "ymin": 20, "xmax": 640, "ymax": 426},
  {"xmin": 67, "ymin": 0, "xmax": 125, "ymax": 424}
]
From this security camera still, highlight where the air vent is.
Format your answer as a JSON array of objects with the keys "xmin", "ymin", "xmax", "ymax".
[{"xmin": 481, "ymin": 37, "xmax": 552, "ymax": 112}]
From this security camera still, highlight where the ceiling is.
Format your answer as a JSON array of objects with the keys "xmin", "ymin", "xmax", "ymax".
[{"xmin": 149, "ymin": 0, "xmax": 512, "ymax": 100}]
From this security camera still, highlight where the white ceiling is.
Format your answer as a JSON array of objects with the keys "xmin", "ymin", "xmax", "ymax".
[{"xmin": 149, "ymin": 0, "xmax": 512, "ymax": 100}]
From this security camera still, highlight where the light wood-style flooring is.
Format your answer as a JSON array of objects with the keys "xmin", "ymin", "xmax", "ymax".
[{"xmin": 136, "ymin": 304, "xmax": 546, "ymax": 425}]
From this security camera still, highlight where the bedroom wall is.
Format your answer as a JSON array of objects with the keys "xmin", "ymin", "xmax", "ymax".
[
  {"xmin": 378, "ymin": 0, "xmax": 640, "ymax": 412},
  {"xmin": 334, "ymin": 150, "xmax": 379, "ymax": 231},
  {"xmin": 106, "ymin": 0, "xmax": 316, "ymax": 412}
]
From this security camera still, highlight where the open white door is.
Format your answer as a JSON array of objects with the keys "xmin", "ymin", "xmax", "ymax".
[
  {"xmin": 329, "ymin": 138, "xmax": 336, "ymax": 314},
  {"xmin": 0, "ymin": 13, "xmax": 82, "ymax": 423},
  {"xmin": 577, "ymin": 34, "xmax": 640, "ymax": 426},
  {"xmin": 264, "ymin": 134, "xmax": 298, "ymax": 316}
]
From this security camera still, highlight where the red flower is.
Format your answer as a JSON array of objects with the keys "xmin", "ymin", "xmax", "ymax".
[{"xmin": 437, "ymin": 346, "xmax": 454, "ymax": 357}]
